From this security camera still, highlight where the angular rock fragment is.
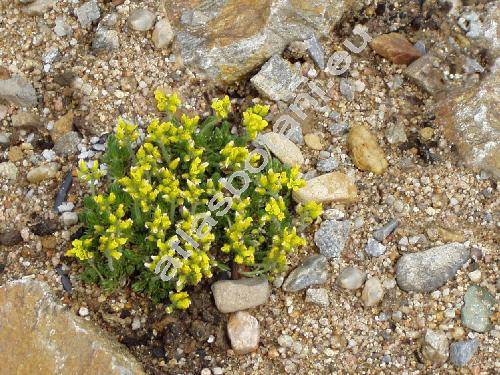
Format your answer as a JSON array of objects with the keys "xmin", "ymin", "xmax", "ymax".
[
  {"xmin": 314, "ymin": 219, "xmax": 350, "ymax": 259},
  {"xmin": 370, "ymin": 33, "xmax": 422, "ymax": 65},
  {"xmin": 282, "ymin": 255, "xmax": 328, "ymax": 292},
  {"xmin": 293, "ymin": 172, "xmax": 357, "ymax": 204},
  {"xmin": 0, "ymin": 77, "xmax": 37, "ymax": 107},
  {"xmin": 404, "ymin": 54, "xmax": 445, "ymax": 96}
]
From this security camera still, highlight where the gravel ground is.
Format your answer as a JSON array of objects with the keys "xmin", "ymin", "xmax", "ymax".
[{"xmin": 0, "ymin": 1, "xmax": 498, "ymax": 374}]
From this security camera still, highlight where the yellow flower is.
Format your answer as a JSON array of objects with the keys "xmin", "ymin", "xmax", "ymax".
[
  {"xmin": 242, "ymin": 110, "xmax": 268, "ymax": 139},
  {"xmin": 211, "ymin": 95, "xmax": 231, "ymax": 119},
  {"xmin": 155, "ymin": 89, "xmax": 181, "ymax": 113},
  {"xmin": 116, "ymin": 118, "xmax": 139, "ymax": 146},
  {"xmin": 264, "ymin": 196, "xmax": 286, "ymax": 222},
  {"xmin": 78, "ymin": 160, "xmax": 105, "ymax": 184},
  {"xmin": 297, "ymin": 201, "xmax": 323, "ymax": 223},
  {"xmin": 66, "ymin": 238, "xmax": 94, "ymax": 260},
  {"xmin": 247, "ymin": 104, "xmax": 270, "ymax": 117},
  {"xmin": 166, "ymin": 292, "xmax": 191, "ymax": 313}
]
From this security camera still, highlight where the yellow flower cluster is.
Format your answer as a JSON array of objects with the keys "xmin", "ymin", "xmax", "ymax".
[
  {"xmin": 165, "ymin": 291, "xmax": 191, "ymax": 313},
  {"xmin": 242, "ymin": 106, "xmax": 269, "ymax": 139},
  {"xmin": 78, "ymin": 160, "xmax": 105, "ymax": 186},
  {"xmin": 211, "ymin": 95, "xmax": 231, "ymax": 119},
  {"xmin": 155, "ymin": 90, "xmax": 181, "ymax": 113},
  {"xmin": 221, "ymin": 198, "xmax": 255, "ymax": 265},
  {"xmin": 220, "ymin": 141, "xmax": 260, "ymax": 170},
  {"xmin": 116, "ymin": 118, "xmax": 139, "ymax": 146},
  {"xmin": 264, "ymin": 227, "xmax": 305, "ymax": 273},
  {"xmin": 66, "ymin": 238, "xmax": 94, "ymax": 260},
  {"xmin": 255, "ymin": 166, "xmax": 305, "ymax": 195},
  {"xmin": 263, "ymin": 196, "xmax": 286, "ymax": 222},
  {"xmin": 297, "ymin": 201, "xmax": 323, "ymax": 225}
]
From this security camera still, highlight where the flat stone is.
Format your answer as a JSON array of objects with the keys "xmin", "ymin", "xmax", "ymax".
[
  {"xmin": 11, "ymin": 111, "xmax": 41, "ymax": 128},
  {"xmin": 282, "ymin": 254, "xmax": 328, "ymax": 292},
  {"xmin": 251, "ymin": 55, "xmax": 303, "ymax": 102},
  {"xmin": 152, "ymin": 19, "xmax": 174, "ymax": 49},
  {"xmin": 50, "ymin": 111, "xmax": 74, "ymax": 142},
  {"xmin": 0, "ymin": 279, "xmax": 145, "ymax": 374},
  {"xmin": 373, "ymin": 219, "xmax": 398, "ymax": 241},
  {"xmin": 337, "ymin": 267, "xmax": 365, "ymax": 290},
  {"xmin": 0, "ymin": 76, "xmax": 37, "ymax": 107},
  {"xmin": 257, "ymin": 132, "xmax": 304, "ymax": 167},
  {"xmin": 461, "ymin": 285, "xmax": 495, "ymax": 333},
  {"xmin": 128, "ymin": 8, "xmax": 155, "ymax": 32},
  {"xmin": 27, "ymin": 163, "xmax": 59, "ymax": 184},
  {"xmin": 435, "ymin": 71, "xmax": 499, "ymax": 179},
  {"xmin": 396, "ymin": 243, "xmax": 470, "ymax": 293},
  {"xmin": 227, "ymin": 311, "xmax": 259, "ymax": 355},
  {"xmin": 0, "ymin": 229, "xmax": 23, "ymax": 246},
  {"xmin": 306, "ymin": 35, "xmax": 325, "ymax": 70},
  {"xmin": 173, "ymin": 0, "xmax": 362, "ymax": 84},
  {"xmin": 361, "ymin": 277, "xmax": 384, "ymax": 307},
  {"xmin": 316, "ymin": 157, "xmax": 338, "ymax": 172},
  {"xmin": 421, "ymin": 329, "xmax": 449, "ymax": 365},
  {"xmin": 53, "ymin": 131, "xmax": 81, "ymax": 156},
  {"xmin": 314, "ymin": 219, "xmax": 350, "ymax": 259},
  {"xmin": 348, "ymin": 125, "xmax": 388, "ymax": 175},
  {"xmin": 449, "ymin": 339, "xmax": 479, "ymax": 367},
  {"xmin": 293, "ymin": 172, "xmax": 358, "ymax": 204},
  {"xmin": 21, "ymin": 0, "xmax": 56, "ymax": 15},
  {"xmin": 370, "ymin": 33, "xmax": 422, "ymax": 65},
  {"xmin": 75, "ymin": 1, "xmax": 100, "ymax": 28},
  {"xmin": 365, "ymin": 238, "xmax": 386, "ymax": 257},
  {"xmin": 0, "ymin": 161, "xmax": 18, "ymax": 181},
  {"xmin": 211, "ymin": 277, "xmax": 270, "ymax": 313},
  {"xmin": 305, "ymin": 288, "xmax": 329, "ymax": 307},
  {"xmin": 404, "ymin": 54, "xmax": 445, "ymax": 96}
]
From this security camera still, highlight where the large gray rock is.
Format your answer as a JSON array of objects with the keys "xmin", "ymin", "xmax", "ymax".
[
  {"xmin": 461, "ymin": 285, "xmax": 495, "ymax": 333},
  {"xmin": 211, "ymin": 277, "xmax": 270, "ymax": 313},
  {"xmin": 173, "ymin": 0, "xmax": 362, "ymax": 84},
  {"xmin": 436, "ymin": 71, "xmax": 500, "ymax": 179},
  {"xmin": 282, "ymin": 254, "xmax": 328, "ymax": 292},
  {"xmin": 314, "ymin": 219, "xmax": 350, "ymax": 259},
  {"xmin": 0, "ymin": 279, "xmax": 145, "ymax": 374},
  {"xmin": 0, "ymin": 77, "xmax": 37, "ymax": 107},
  {"xmin": 396, "ymin": 243, "xmax": 470, "ymax": 293}
]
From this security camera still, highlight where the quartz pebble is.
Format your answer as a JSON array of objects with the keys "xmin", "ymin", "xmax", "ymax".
[
  {"xmin": 293, "ymin": 172, "xmax": 358, "ymax": 204},
  {"xmin": 347, "ymin": 125, "xmax": 388, "ymax": 175},
  {"xmin": 75, "ymin": 1, "xmax": 100, "ymax": 28},
  {"xmin": 361, "ymin": 277, "xmax": 384, "ymax": 306},
  {"xmin": 257, "ymin": 132, "xmax": 304, "ymax": 167},
  {"xmin": 365, "ymin": 238, "xmax": 386, "ymax": 257},
  {"xmin": 152, "ymin": 19, "xmax": 174, "ymax": 49},
  {"xmin": 128, "ymin": 9, "xmax": 156, "ymax": 32},
  {"xmin": 227, "ymin": 311, "xmax": 259, "ymax": 355},
  {"xmin": 337, "ymin": 267, "xmax": 365, "ymax": 290},
  {"xmin": 61, "ymin": 212, "xmax": 78, "ymax": 227},
  {"xmin": 421, "ymin": 329, "xmax": 449, "ymax": 364}
]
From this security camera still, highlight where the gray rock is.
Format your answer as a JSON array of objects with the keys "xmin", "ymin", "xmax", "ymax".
[
  {"xmin": 54, "ymin": 17, "xmax": 72, "ymax": 37},
  {"xmin": 365, "ymin": 238, "xmax": 387, "ymax": 257},
  {"xmin": 373, "ymin": 219, "xmax": 399, "ymax": 241},
  {"xmin": 75, "ymin": 1, "xmax": 100, "ymax": 28},
  {"xmin": 385, "ymin": 123, "xmax": 407, "ymax": 144},
  {"xmin": 43, "ymin": 48, "xmax": 60, "ymax": 65},
  {"xmin": 306, "ymin": 35, "xmax": 325, "ymax": 70},
  {"xmin": 396, "ymin": 243, "xmax": 470, "ymax": 293},
  {"xmin": 173, "ymin": 0, "xmax": 361, "ymax": 84},
  {"xmin": 405, "ymin": 54, "xmax": 445, "ymax": 96},
  {"xmin": 339, "ymin": 78, "xmax": 354, "ymax": 100},
  {"xmin": 314, "ymin": 219, "xmax": 350, "ymax": 259},
  {"xmin": 128, "ymin": 8, "xmax": 155, "ymax": 32},
  {"xmin": 0, "ymin": 77, "xmax": 37, "ymax": 107},
  {"xmin": 282, "ymin": 255, "xmax": 328, "ymax": 292},
  {"xmin": 305, "ymin": 288, "xmax": 329, "ymax": 307},
  {"xmin": 0, "ymin": 162, "xmax": 18, "ymax": 181},
  {"xmin": 421, "ymin": 329, "xmax": 449, "ymax": 364},
  {"xmin": 251, "ymin": 55, "xmax": 303, "ymax": 102},
  {"xmin": 11, "ymin": 111, "xmax": 41, "ymax": 128},
  {"xmin": 361, "ymin": 277, "xmax": 384, "ymax": 306},
  {"xmin": 463, "ymin": 57, "xmax": 484, "ymax": 74},
  {"xmin": 328, "ymin": 122, "xmax": 350, "ymax": 136},
  {"xmin": 436, "ymin": 71, "xmax": 499, "ymax": 179},
  {"xmin": 461, "ymin": 285, "xmax": 495, "ymax": 332},
  {"xmin": 53, "ymin": 131, "xmax": 81, "ymax": 156},
  {"xmin": 449, "ymin": 339, "xmax": 479, "ymax": 367},
  {"xmin": 0, "ymin": 133, "xmax": 10, "ymax": 147},
  {"xmin": 337, "ymin": 267, "xmax": 365, "ymax": 290},
  {"xmin": 211, "ymin": 278, "xmax": 270, "ymax": 313},
  {"xmin": 27, "ymin": 163, "xmax": 59, "ymax": 184},
  {"xmin": 92, "ymin": 29, "xmax": 120, "ymax": 52},
  {"xmin": 61, "ymin": 212, "xmax": 78, "ymax": 227},
  {"xmin": 316, "ymin": 157, "xmax": 338, "ymax": 172},
  {"xmin": 152, "ymin": 19, "xmax": 174, "ymax": 49}
]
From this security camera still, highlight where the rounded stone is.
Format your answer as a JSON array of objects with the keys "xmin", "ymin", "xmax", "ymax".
[
  {"xmin": 421, "ymin": 329, "xmax": 449, "ymax": 364},
  {"xmin": 337, "ymin": 267, "xmax": 366, "ymax": 290},
  {"xmin": 128, "ymin": 9, "xmax": 155, "ymax": 32},
  {"xmin": 152, "ymin": 19, "xmax": 174, "ymax": 49},
  {"xmin": 211, "ymin": 277, "xmax": 270, "ymax": 313},
  {"xmin": 227, "ymin": 311, "xmax": 259, "ymax": 355},
  {"xmin": 361, "ymin": 277, "xmax": 384, "ymax": 307}
]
